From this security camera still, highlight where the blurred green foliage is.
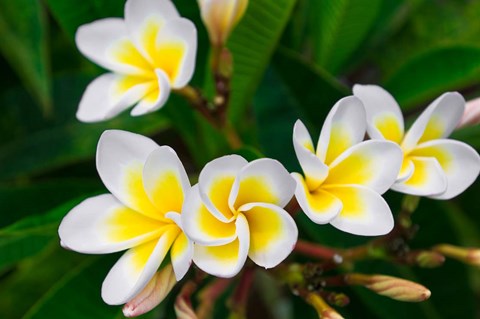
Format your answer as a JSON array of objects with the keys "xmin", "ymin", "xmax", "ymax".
[{"xmin": 0, "ymin": 0, "xmax": 479, "ymax": 318}]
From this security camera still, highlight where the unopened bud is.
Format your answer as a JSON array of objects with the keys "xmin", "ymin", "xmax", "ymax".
[
  {"xmin": 346, "ymin": 274, "xmax": 431, "ymax": 302},
  {"xmin": 306, "ymin": 293, "xmax": 345, "ymax": 319},
  {"xmin": 122, "ymin": 265, "xmax": 176, "ymax": 317},
  {"xmin": 175, "ymin": 282, "xmax": 198, "ymax": 319},
  {"xmin": 457, "ymin": 97, "xmax": 480, "ymax": 128},
  {"xmin": 198, "ymin": 0, "xmax": 249, "ymax": 46},
  {"xmin": 434, "ymin": 244, "xmax": 480, "ymax": 266},
  {"xmin": 415, "ymin": 251, "xmax": 445, "ymax": 268},
  {"xmin": 325, "ymin": 292, "xmax": 350, "ymax": 307}
]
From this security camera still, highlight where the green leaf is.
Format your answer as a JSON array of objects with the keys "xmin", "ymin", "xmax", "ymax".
[
  {"xmin": 384, "ymin": 46, "xmax": 480, "ymax": 111},
  {"xmin": 310, "ymin": 0, "xmax": 382, "ymax": 74},
  {"xmin": 0, "ymin": 0, "xmax": 51, "ymax": 114},
  {"xmin": 228, "ymin": 0, "xmax": 297, "ymax": 123}
]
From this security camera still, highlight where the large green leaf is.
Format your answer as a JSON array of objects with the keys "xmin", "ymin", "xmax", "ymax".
[
  {"xmin": 384, "ymin": 46, "xmax": 480, "ymax": 111},
  {"xmin": 228, "ymin": 0, "xmax": 297, "ymax": 123},
  {"xmin": 309, "ymin": 0, "xmax": 382, "ymax": 75},
  {"xmin": 0, "ymin": 0, "xmax": 51, "ymax": 114}
]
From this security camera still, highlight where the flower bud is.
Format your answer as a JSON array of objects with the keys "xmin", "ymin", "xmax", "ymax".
[
  {"xmin": 122, "ymin": 265, "xmax": 176, "ymax": 317},
  {"xmin": 198, "ymin": 0, "xmax": 249, "ymax": 46},
  {"xmin": 413, "ymin": 251, "xmax": 445, "ymax": 268},
  {"xmin": 458, "ymin": 97, "xmax": 480, "ymax": 128},
  {"xmin": 346, "ymin": 274, "xmax": 431, "ymax": 302},
  {"xmin": 175, "ymin": 282, "xmax": 198, "ymax": 319},
  {"xmin": 434, "ymin": 244, "xmax": 480, "ymax": 266}
]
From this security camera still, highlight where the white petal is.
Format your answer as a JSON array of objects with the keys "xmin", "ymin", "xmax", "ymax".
[
  {"xmin": 327, "ymin": 185, "xmax": 394, "ymax": 236},
  {"xmin": 155, "ymin": 18, "xmax": 197, "ymax": 88},
  {"xmin": 101, "ymin": 227, "xmax": 179, "ymax": 305},
  {"xmin": 353, "ymin": 84, "xmax": 404, "ymax": 142},
  {"xmin": 391, "ymin": 157, "xmax": 447, "ymax": 196},
  {"xmin": 182, "ymin": 185, "xmax": 237, "ymax": 245},
  {"xmin": 192, "ymin": 213, "xmax": 250, "ymax": 278},
  {"xmin": 76, "ymin": 73, "xmax": 150, "ymax": 123},
  {"xmin": 76, "ymin": 18, "xmax": 149, "ymax": 74},
  {"xmin": 402, "ymin": 92, "xmax": 465, "ymax": 152},
  {"xmin": 292, "ymin": 120, "xmax": 329, "ymax": 189},
  {"xmin": 240, "ymin": 202, "xmax": 298, "ymax": 268},
  {"xmin": 59, "ymin": 194, "xmax": 166, "ymax": 254},
  {"xmin": 130, "ymin": 69, "xmax": 171, "ymax": 116},
  {"xmin": 411, "ymin": 139, "xmax": 480, "ymax": 199},
  {"xmin": 198, "ymin": 155, "xmax": 248, "ymax": 222},
  {"xmin": 124, "ymin": 0, "xmax": 179, "ymax": 61},
  {"xmin": 316, "ymin": 96, "xmax": 367, "ymax": 165},
  {"xmin": 170, "ymin": 231, "xmax": 193, "ymax": 281},
  {"xmin": 229, "ymin": 158, "xmax": 295, "ymax": 211},
  {"xmin": 96, "ymin": 130, "xmax": 164, "ymax": 220},
  {"xmin": 324, "ymin": 140, "xmax": 403, "ymax": 194},
  {"xmin": 143, "ymin": 146, "xmax": 190, "ymax": 214},
  {"xmin": 291, "ymin": 173, "xmax": 342, "ymax": 224},
  {"xmin": 397, "ymin": 158, "xmax": 415, "ymax": 183}
]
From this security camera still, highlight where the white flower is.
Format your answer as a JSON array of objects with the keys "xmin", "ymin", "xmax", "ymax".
[
  {"xmin": 59, "ymin": 130, "xmax": 193, "ymax": 305},
  {"xmin": 197, "ymin": 0, "xmax": 248, "ymax": 46},
  {"xmin": 354, "ymin": 84, "xmax": 480, "ymax": 199},
  {"xmin": 292, "ymin": 97, "xmax": 403, "ymax": 236},
  {"xmin": 75, "ymin": 0, "xmax": 197, "ymax": 122},
  {"xmin": 182, "ymin": 155, "xmax": 298, "ymax": 278}
]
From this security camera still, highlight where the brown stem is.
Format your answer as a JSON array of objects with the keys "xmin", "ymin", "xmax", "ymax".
[
  {"xmin": 175, "ymin": 86, "xmax": 219, "ymax": 128},
  {"xmin": 229, "ymin": 267, "xmax": 255, "ymax": 317},
  {"xmin": 295, "ymin": 240, "xmax": 338, "ymax": 260},
  {"xmin": 197, "ymin": 278, "xmax": 233, "ymax": 319}
]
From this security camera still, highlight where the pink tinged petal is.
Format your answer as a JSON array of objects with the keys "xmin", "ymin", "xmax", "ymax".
[
  {"xmin": 143, "ymin": 146, "xmax": 190, "ymax": 215},
  {"xmin": 76, "ymin": 73, "xmax": 153, "ymax": 123},
  {"xmin": 240, "ymin": 202, "xmax": 298, "ymax": 268},
  {"xmin": 192, "ymin": 213, "xmax": 250, "ymax": 278},
  {"xmin": 353, "ymin": 84, "xmax": 404, "ymax": 142},
  {"xmin": 316, "ymin": 96, "xmax": 367, "ymax": 165},
  {"xmin": 76, "ymin": 18, "xmax": 150, "ymax": 75},
  {"xmin": 402, "ymin": 92, "xmax": 465, "ymax": 152},
  {"xmin": 198, "ymin": 155, "xmax": 248, "ymax": 222},
  {"xmin": 391, "ymin": 157, "xmax": 447, "ymax": 196},
  {"xmin": 182, "ymin": 185, "xmax": 237, "ymax": 245},
  {"xmin": 229, "ymin": 158, "xmax": 295, "ymax": 210},
  {"xmin": 122, "ymin": 264, "xmax": 176, "ymax": 318},
  {"xmin": 96, "ymin": 130, "xmax": 165, "ymax": 221},
  {"xmin": 124, "ymin": 0, "xmax": 180, "ymax": 62},
  {"xmin": 291, "ymin": 173, "xmax": 342, "ymax": 224},
  {"xmin": 458, "ymin": 97, "xmax": 480, "ymax": 128},
  {"xmin": 130, "ymin": 69, "xmax": 171, "ymax": 116},
  {"xmin": 102, "ymin": 227, "xmax": 179, "ymax": 305},
  {"xmin": 293, "ymin": 120, "xmax": 329, "ymax": 189},
  {"xmin": 155, "ymin": 18, "xmax": 197, "ymax": 88},
  {"xmin": 326, "ymin": 186, "xmax": 394, "ymax": 236},
  {"xmin": 410, "ymin": 140, "xmax": 480, "ymax": 199},
  {"xmin": 324, "ymin": 140, "xmax": 403, "ymax": 194},
  {"xmin": 59, "ymin": 194, "xmax": 166, "ymax": 254}
]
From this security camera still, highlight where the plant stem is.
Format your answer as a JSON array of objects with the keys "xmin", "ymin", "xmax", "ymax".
[{"xmin": 295, "ymin": 240, "xmax": 338, "ymax": 260}]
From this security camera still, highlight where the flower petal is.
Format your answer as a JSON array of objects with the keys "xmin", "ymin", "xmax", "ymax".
[
  {"xmin": 198, "ymin": 155, "xmax": 248, "ymax": 222},
  {"xmin": 397, "ymin": 158, "xmax": 414, "ymax": 183},
  {"xmin": 229, "ymin": 158, "xmax": 295, "ymax": 211},
  {"xmin": 410, "ymin": 139, "xmax": 480, "ymax": 199},
  {"xmin": 293, "ymin": 120, "xmax": 329, "ymax": 189},
  {"xmin": 143, "ymin": 146, "xmax": 190, "ymax": 215},
  {"xmin": 59, "ymin": 194, "xmax": 166, "ymax": 254},
  {"xmin": 96, "ymin": 130, "xmax": 165, "ymax": 220},
  {"xmin": 324, "ymin": 140, "xmax": 403, "ymax": 194},
  {"xmin": 101, "ymin": 226, "xmax": 179, "ymax": 305},
  {"xmin": 170, "ymin": 232, "xmax": 193, "ymax": 281},
  {"xmin": 155, "ymin": 18, "xmax": 197, "ymax": 88},
  {"xmin": 240, "ymin": 202, "xmax": 298, "ymax": 268},
  {"xmin": 291, "ymin": 173, "xmax": 342, "ymax": 224},
  {"xmin": 326, "ymin": 185, "xmax": 394, "ymax": 236},
  {"xmin": 182, "ymin": 185, "xmax": 237, "ymax": 245},
  {"xmin": 192, "ymin": 213, "xmax": 250, "ymax": 278},
  {"xmin": 391, "ymin": 157, "xmax": 447, "ymax": 196},
  {"xmin": 76, "ymin": 18, "xmax": 150, "ymax": 74},
  {"xmin": 353, "ymin": 84, "xmax": 404, "ymax": 143},
  {"xmin": 76, "ymin": 73, "xmax": 152, "ymax": 123},
  {"xmin": 402, "ymin": 92, "xmax": 465, "ymax": 152},
  {"xmin": 316, "ymin": 96, "xmax": 367, "ymax": 165},
  {"xmin": 130, "ymin": 69, "xmax": 171, "ymax": 116},
  {"xmin": 124, "ymin": 0, "xmax": 180, "ymax": 62}
]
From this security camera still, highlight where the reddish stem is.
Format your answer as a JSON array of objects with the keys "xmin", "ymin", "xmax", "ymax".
[{"xmin": 295, "ymin": 240, "xmax": 338, "ymax": 260}]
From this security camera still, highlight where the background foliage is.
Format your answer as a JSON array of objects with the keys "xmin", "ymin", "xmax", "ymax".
[{"xmin": 0, "ymin": 0, "xmax": 479, "ymax": 318}]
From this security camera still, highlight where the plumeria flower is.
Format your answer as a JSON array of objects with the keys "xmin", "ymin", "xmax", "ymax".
[
  {"xmin": 354, "ymin": 85, "xmax": 480, "ymax": 199},
  {"xmin": 182, "ymin": 155, "xmax": 298, "ymax": 278},
  {"xmin": 59, "ymin": 130, "xmax": 193, "ymax": 306},
  {"xmin": 198, "ymin": 0, "xmax": 248, "ymax": 46},
  {"xmin": 75, "ymin": 0, "xmax": 197, "ymax": 122},
  {"xmin": 292, "ymin": 97, "xmax": 403, "ymax": 236}
]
